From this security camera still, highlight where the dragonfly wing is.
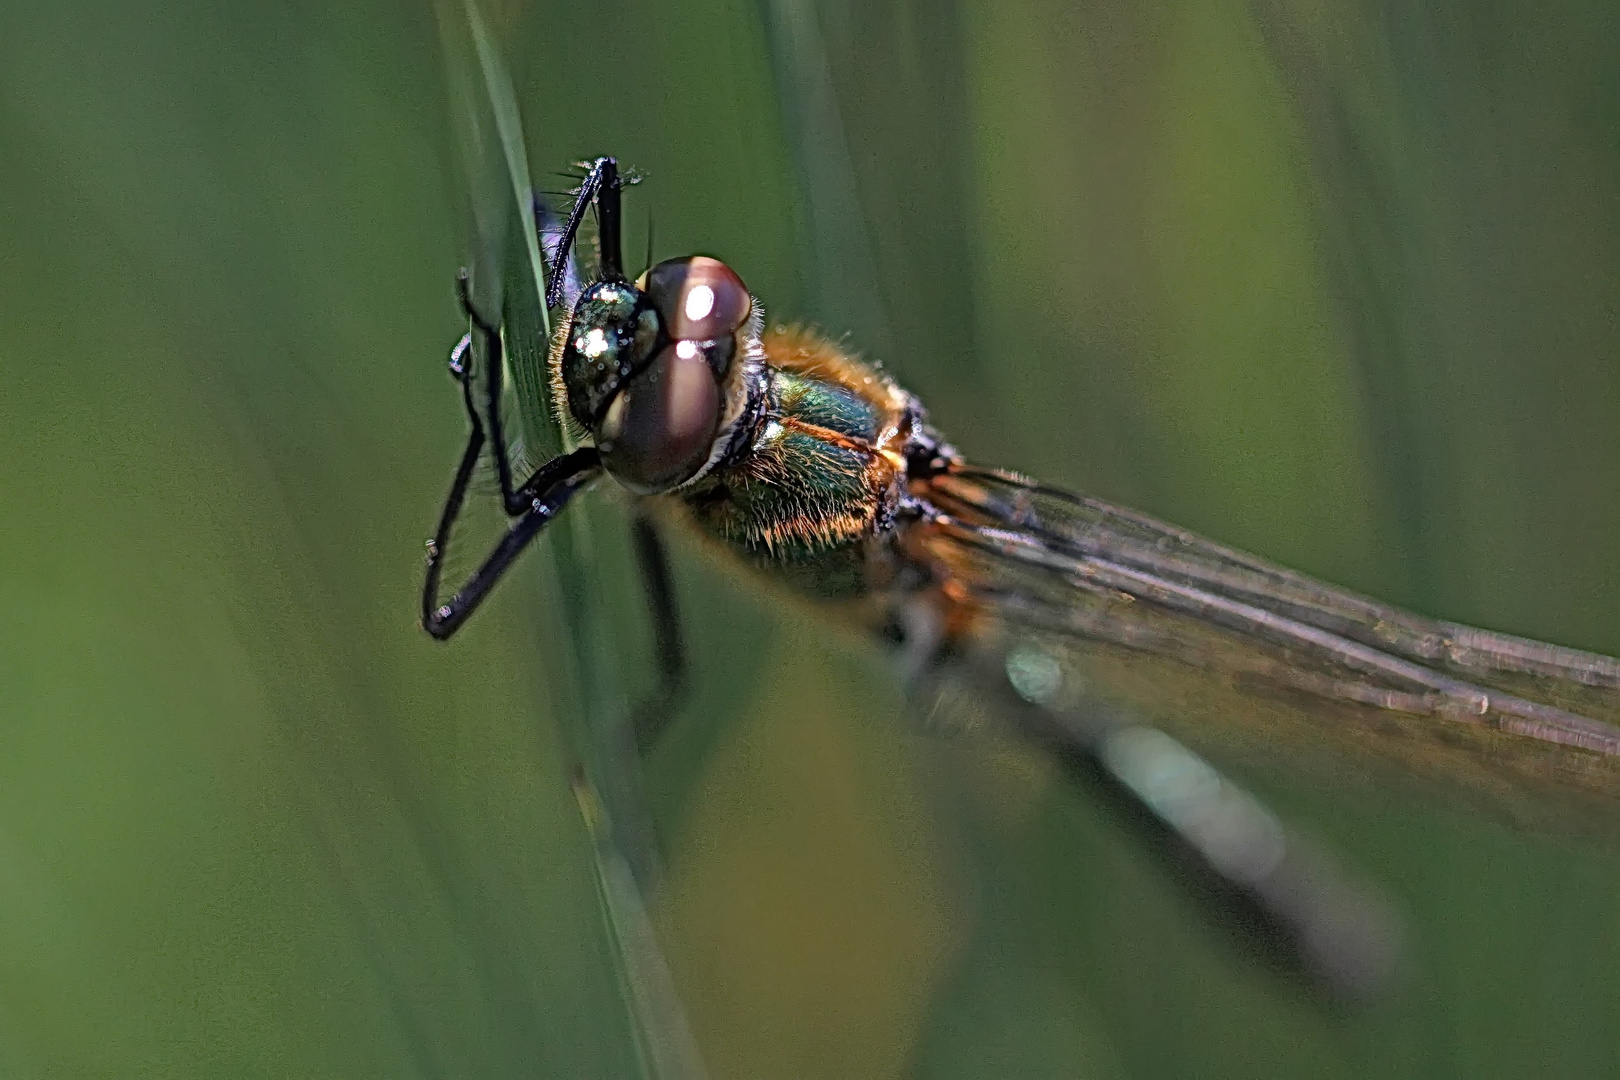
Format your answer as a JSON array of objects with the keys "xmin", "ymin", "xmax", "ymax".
[
  {"xmin": 906, "ymin": 619, "xmax": 1404, "ymax": 999},
  {"xmin": 910, "ymin": 466, "xmax": 1620, "ymax": 835}
]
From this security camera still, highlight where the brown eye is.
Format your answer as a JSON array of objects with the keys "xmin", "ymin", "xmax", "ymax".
[
  {"xmin": 640, "ymin": 256, "xmax": 752, "ymax": 341},
  {"xmin": 596, "ymin": 341, "xmax": 723, "ymax": 494}
]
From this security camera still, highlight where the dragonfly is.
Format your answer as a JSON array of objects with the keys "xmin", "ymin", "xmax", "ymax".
[{"xmin": 420, "ymin": 148, "xmax": 1620, "ymax": 998}]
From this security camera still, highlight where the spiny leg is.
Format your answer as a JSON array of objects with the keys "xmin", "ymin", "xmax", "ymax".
[
  {"xmin": 534, "ymin": 192, "xmax": 584, "ymax": 311},
  {"xmin": 420, "ymin": 337, "xmax": 487, "ymax": 633},
  {"xmin": 422, "ymin": 294, "xmax": 603, "ymax": 639},
  {"xmin": 545, "ymin": 156, "xmax": 625, "ymax": 308},
  {"xmin": 454, "ymin": 270, "xmax": 557, "ymax": 519},
  {"xmin": 421, "ymin": 446, "xmax": 601, "ymax": 640}
]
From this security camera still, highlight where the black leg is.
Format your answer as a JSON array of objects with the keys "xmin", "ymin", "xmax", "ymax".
[
  {"xmin": 421, "ymin": 310, "xmax": 602, "ymax": 640},
  {"xmin": 454, "ymin": 270, "xmax": 554, "ymax": 519},
  {"xmin": 545, "ymin": 156, "xmax": 624, "ymax": 308},
  {"xmin": 421, "ymin": 446, "xmax": 600, "ymax": 640},
  {"xmin": 627, "ymin": 514, "xmax": 688, "ymax": 752},
  {"xmin": 534, "ymin": 193, "xmax": 583, "ymax": 311}
]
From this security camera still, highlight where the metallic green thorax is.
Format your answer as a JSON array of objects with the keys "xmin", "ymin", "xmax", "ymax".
[
  {"xmin": 680, "ymin": 368, "xmax": 900, "ymax": 599},
  {"xmin": 774, "ymin": 370, "xmax": 882, "ymax": 439}
]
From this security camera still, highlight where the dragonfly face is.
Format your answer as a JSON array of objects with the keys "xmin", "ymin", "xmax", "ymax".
[
  {"xmin": 535, "ymin": 161, "xmax": 931, "ymax": 591},
  {"xmin": 558, "ymin": 257, "xmax": 755, "ymax": 495},
  {"xmin": 424, "ymin": 154, "xmax": 1620, "ymax": 998}
]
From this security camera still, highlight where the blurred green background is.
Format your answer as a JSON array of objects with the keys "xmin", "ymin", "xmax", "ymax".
[{"xmin": 3, "ymin": 0, "xmax": 1618, "ymax": 1076}]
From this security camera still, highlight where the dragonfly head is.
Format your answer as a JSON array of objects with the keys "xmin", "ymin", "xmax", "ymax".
[{"xmin": 559, "ymin": 255, "xmax": 755, "ymax": 494}]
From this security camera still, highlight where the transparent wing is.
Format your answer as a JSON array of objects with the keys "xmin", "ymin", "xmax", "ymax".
[{"xmin": 913, "ymin": 465, "xmax": 1620, "ymax": 834}]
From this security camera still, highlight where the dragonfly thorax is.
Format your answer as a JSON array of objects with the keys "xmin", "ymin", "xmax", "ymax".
[{"xmin": 558, "ymin": 255, "xmax": 755, "ymax": 495}]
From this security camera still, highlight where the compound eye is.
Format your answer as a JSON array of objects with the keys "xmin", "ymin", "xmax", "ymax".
[
  {"xmin": 596, "ymin": 340, "xmax": 723, "ymax": 494},
  {"xmin": 640, "ymin": 256, "xmax": 752, "ymax": 341}
]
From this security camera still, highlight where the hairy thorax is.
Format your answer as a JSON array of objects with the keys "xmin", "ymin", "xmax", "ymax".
[{"xmin": 673, "ymin": 326, "xmax": 923, "ymax": 599}]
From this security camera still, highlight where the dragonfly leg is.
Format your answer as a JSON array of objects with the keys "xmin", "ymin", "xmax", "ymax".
[
  {"xmin": 453, "ymin": 270, "xmax": 556, "ymax": 518},
  {"xmin": 626, "ymin": 513, "xmax": 688, "ymax": 753},
  {"xmin": 533, "ymin": 193, "xmax": 584, "ymax": 311},
  {"xmin": 423, "ymin": 284, "xmax": 605, "ymax": 639},
  {"xmin": 545, "ymin": 156, "xmax": 624, "ymax": 307},
  {"xmin": 420, "ymin": 419, "xmax": 601, "ymax": 640}
]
